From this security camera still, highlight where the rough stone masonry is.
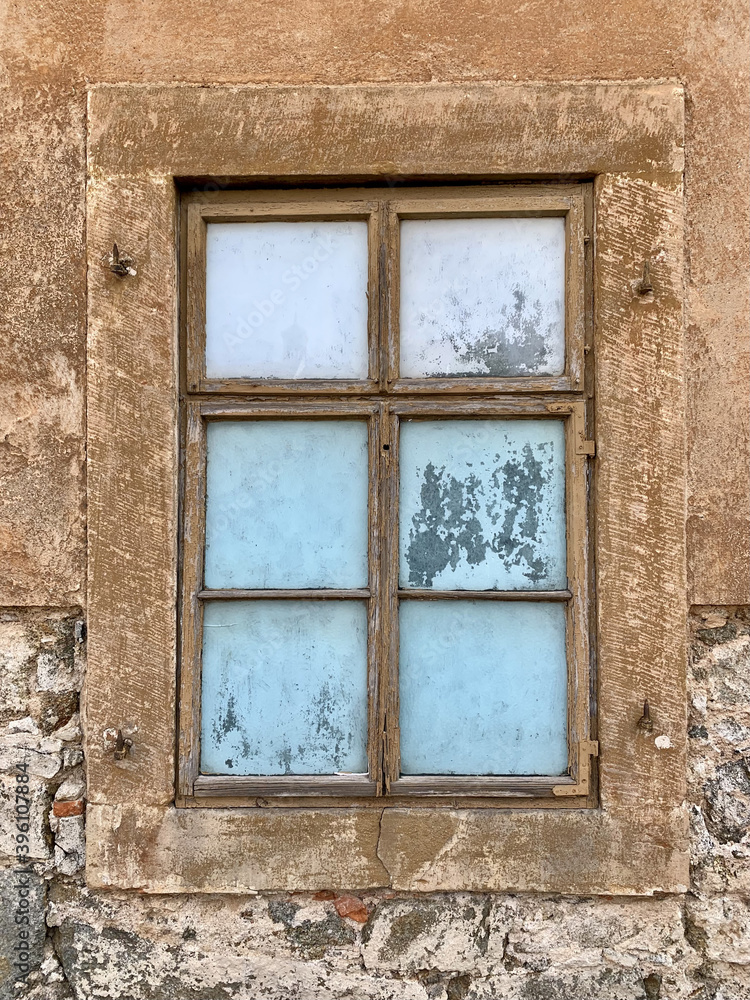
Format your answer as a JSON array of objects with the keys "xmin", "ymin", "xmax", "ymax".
[{"xmin": 0, "ymin": 608, "xmax": 747, "ymax": 999}]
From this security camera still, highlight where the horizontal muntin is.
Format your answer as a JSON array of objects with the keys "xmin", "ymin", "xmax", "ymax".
[
  {"xmin": 198, "ymin": 588, "xmax": 370, "ymax": 600},
  {"xmin": 397, "ymin": 589, "xmax": 572, "ymax": 601},
  {"xmin": 194, "ymin": 774, "xmax": 377, "ymax": 797}
]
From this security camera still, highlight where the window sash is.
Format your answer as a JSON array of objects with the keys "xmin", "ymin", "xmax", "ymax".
[
  {"xmin": 178, "ymin": 399, "xmax": 591, "ymax": 801},
  {"xmin": 183, "ymin": 186, "xmax": 586, "ymax": 396}
]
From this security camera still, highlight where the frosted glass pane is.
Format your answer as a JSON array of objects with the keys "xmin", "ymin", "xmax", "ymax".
[
  {"xmin": 201, "ymin": 601, "xmax": 368, "ymax": 775},
  {"xmin": 205, "ymin": 221, "xmax": 369, "ymax": 379},
  {"xmin": 399, "ymin": 601, "xmax": 568, "ymax": 775},
  {"xmin": 400, "ymin": 217, "xmax": 565, "ymax": 377},
  {"xmin": 205, "ymin": 421, "xmax": 368, "ymax": 589},
  {"xmin": 400, "ymin": 420, "xmax": 566, "ymax": 590}
]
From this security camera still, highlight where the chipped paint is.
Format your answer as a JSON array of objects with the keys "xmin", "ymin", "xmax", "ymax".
[
  {"xmin": 400, "ymin": 218, "xmax": 565, "ymax": 378},
  {"xmin": 400, "ymin": 420, "xmax": 566, "ymax": 590},
  {"xmin": 444, "ymin": 290, "xmax": 558, "ymax": 378},
  {"xmin": 200, "ymin": 601, "xmax": 368, "ymax": 775}
]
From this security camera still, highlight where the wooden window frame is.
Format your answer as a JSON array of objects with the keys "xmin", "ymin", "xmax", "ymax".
[
  {"xmin": 178, "ymin": 186, "xmax": 594, "ymax": 806},
  {"xmin": 86, "ymin": 82, "xmax": 687, "ymax": 895}
]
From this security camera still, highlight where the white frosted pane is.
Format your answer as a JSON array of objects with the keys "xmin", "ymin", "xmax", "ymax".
[
  {"xmin": 400, "ymin": 217, "xmax": 565, "ymax": 377},
  {"xmin": 206, "ymin": 221, "xmax": 369, "ymax": 379},
  {"xmin": 399, "ymin": 420, "xmax": 567, "ymax": 590}
]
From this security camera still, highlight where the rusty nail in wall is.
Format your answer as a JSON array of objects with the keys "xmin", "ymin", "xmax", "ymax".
[
  {"xmin": 113, "ymin": 730, "xmax": 134, "ymax": 760},
  {"xmin": 637, "ymin": 700, "xmax": 654, "ymax": 733}
]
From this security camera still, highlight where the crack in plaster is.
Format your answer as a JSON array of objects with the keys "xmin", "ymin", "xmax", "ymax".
[
  {"xmin": 48, "ymin": 923, "xmax": 74, "ymax": 994},
  {"xmin": 375, "ymin": 806, "xmax": 392, "ymax": 887},
  {"xmin": 410, "ymin": 815, "xmax": 470, "ymax": 888}
]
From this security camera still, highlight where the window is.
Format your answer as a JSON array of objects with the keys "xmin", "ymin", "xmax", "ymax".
[
  {"xmin": 86, "ymin": 81, "xmax": 686, "ymax": 894},
  {"xmin": 178, "ymin": 185, "xmax": 596, "ymax": 803}
]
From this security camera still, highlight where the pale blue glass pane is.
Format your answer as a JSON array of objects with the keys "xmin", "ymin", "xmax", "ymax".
[
  {"xmin": 400, "ymin": 420, "xmax": 566, "ymax": 590},
  {"xmin": 201, "ymin": 601, "xmax": 368, "ymax": 775},
  {"xmin": 205, "ymin": 221, "xmax": 369, "ymax": 379},
  {"xmin": 205, "ymin": 420, "xmax": 368, "ymax": 589},
  {"xmin": 399, "ymin": 601, "xmax": 568, "ymax": 775},
  {"xmin": 400, "ymin": 217, "xmax": 565, "ymax": 377}
]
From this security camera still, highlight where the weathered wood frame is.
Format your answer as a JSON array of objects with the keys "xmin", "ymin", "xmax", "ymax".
[
  {"xmin": 180, "ymin": 401, "xmax": 382, "ymax": 801},
  {"xmin": 179, "ymin": 398, "xmax": 591, "ymax": 803},
  {"xmin": 383, "ymin": 399, "xmax": 591, "ymax": 800},
  {"xmin": 185, "ymin": 196, "xmax": 384, "ymax": 394},
  {"xmin": 183, "ymin": 186, "xmax": 585, "ymax": 396},
  {"xmin": 384, "ymin": 188, "xmax": 586, "ymax": 394},
  {"xmin": 86, "ymin": 82, "xmax": 686, "ymax": 894},
  {"xmin": 178, "ymin": 186, "xmax": 591, "ymax": 804}
]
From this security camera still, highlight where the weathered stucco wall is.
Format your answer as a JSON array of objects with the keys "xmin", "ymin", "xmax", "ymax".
[{"xmin": 0, "ymin": 0, "xmax": 748, "ymax": 997}]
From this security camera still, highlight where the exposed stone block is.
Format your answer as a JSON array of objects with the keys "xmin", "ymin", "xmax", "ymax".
[
  {"xmin": 361, "ymin": 895, "xmax": 498, "ymax": 974},
  {"xmin": 0, "ymin": 616, "xmax": 81, "ymax": 736},
  {"xmin": 0, "ymin": 772, "xmax": 51, "ymax": 861},
  {"xmin": 0, "ymin": 867, "xmax": 46, "ymax": 1000},
  {"xmin": 50, "ymin": 813, "xmax": 85, "ymax": 875},
  {"xmin": 689, "ymin": 621, "xmax": 750, "ymax": 899}
]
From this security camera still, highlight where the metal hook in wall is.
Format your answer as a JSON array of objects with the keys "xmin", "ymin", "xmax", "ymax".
[
  {"xmin": 636, "ymin": 260, "xmax": 654, "ymax": 295},
  {"xmin": 104, "ymin": 242, "xmax": 137, "ymax": 278}
]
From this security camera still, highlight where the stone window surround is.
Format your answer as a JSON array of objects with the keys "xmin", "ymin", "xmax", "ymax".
[{"xmin": 85, "ymin": 81, "xmax": 686, "ymax": 894}]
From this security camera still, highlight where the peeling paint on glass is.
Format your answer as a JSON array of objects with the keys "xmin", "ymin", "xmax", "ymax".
[
  {"xmin": 399, "ymin": 217, "xmax": 565, "ymax": 378},
  {"xmin": 399, "ymin": 601, "xmax": 568, "ymax": 775},
  {"xmin": 204, "ymin": 420, "xmax": 369, "ymax": 589},
  {"xmin": 399, "ymin": 419, "xmax": 567, "ymax": 590},
  {"xmin": 200, "ymin": 601, "xmax": 368, "ymax": 775},
  {"xmin": 205, "ymin": 221, "xmax": 369, "ymax": 379}
]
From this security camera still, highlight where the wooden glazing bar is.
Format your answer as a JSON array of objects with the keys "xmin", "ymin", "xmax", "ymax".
[
  {"xmin": 562, "ymin": 401, "xmax": 594, "ymax": 788},
  {"xmin": 389, "ymin": 775, "xmax": 572, "ymax": 797},
  {"xmin": 197, "ymin": 199, "xmax": 379, "ymax": 223},
  {"xmin": 392, "ymin": 398, "xmax": 573, "ymax": 417},
  {"xmin": 199, "ymin": 399, "xmax": 379, "ymax": 417},
  {"xmin": 196, "ymin": 378, "xmax": 379, "ymax": 396},
  {"xmin": 368, "ymin": 206, "xmax": 383, "ymax": 387},
  {"xmin": 390, "ymin": 376, "xmax": 574, "ymax": 395},
  {"xmin": 398, "ymin": 589, "xmax": 572, "ymax": 601},
  {"xmin": 386, "ymin": 192, "xmax": 581, "ymax": 217},
  {"xmin": 194, "ymin": 774, "xmax": 378, "ymax": 798},
  {"xmin": 378, "ymin": 408, "xmax": 401, "ymax": 793},
  {"xmin": 384, "ymin": 202, "xmax": 400, "ymax": 387},
  {"xmin": 176, "ymin": 403, "xmax": 208, "ymax": 799},
  {"xmin": 198, "ymin": 589, "xmax": 370, "ymax": 601},
  {"xmin": 366, "ymin": 407, "xmax": 384, "ymax": 783},
  {"xmin": 185, "ymin": 202, "xmax": 207, "ymax": 393}
]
